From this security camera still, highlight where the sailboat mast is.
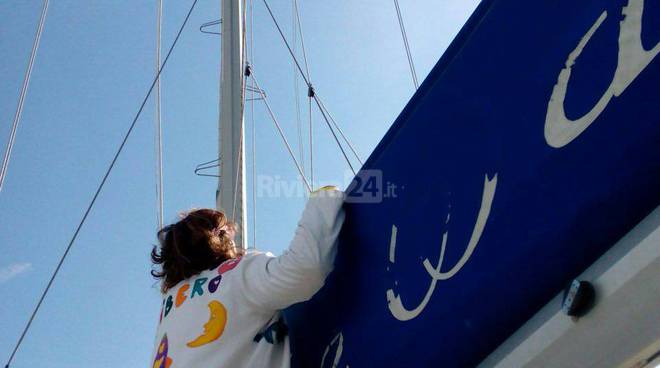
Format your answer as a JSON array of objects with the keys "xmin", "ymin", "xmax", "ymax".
[{"xmin": 218, "ymin": 0, "xmax": 247, "ymax": 249}]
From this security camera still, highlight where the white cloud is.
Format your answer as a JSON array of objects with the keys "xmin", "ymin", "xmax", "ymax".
[{"xmin": 0, "ymin": 262, "xmax": 33, "ymax": 284}]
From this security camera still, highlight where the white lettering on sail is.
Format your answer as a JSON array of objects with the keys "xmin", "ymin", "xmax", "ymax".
[
  {"xmin": 320, "ymin": 332, "xmax": 348, "ymax": 368},
  {"xmin": 545, "ymin": 0, "xmax": 659, "ymax": 148},
  {"xmin": 386, "ymin": 174, "xmax": 498, "ymax": 321},
  {"xmin": 388, "ymin": 225, "xmax": 398, "ymax": 263}
]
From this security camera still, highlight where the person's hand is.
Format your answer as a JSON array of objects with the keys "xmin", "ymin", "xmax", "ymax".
[
  {"xmin": 311, "ymin": 185, "xmax": 343, "ymax": 198},
  {"xmin": 315, "ymin": 185, "xmax": 338, "ymax": 192}
]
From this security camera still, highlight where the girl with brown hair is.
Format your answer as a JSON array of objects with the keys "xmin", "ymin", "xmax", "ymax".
[{"xmin": 150, "ymin": 186, "xmax": 344, "ymax": 367}]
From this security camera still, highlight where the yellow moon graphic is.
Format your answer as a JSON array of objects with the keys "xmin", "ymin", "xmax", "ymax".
[{"xmin": 186, "ymin": 300, "xmax": 228, "ymax": 348}]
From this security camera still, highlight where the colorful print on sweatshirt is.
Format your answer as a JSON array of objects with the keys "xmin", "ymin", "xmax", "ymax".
[
  {"xmin": 158, "ymin": 257, "xmax": 242, "ymax": 322},
  {"xmin": 186, "ymin": 300, "xmax": 228, "ymax": 348},
  {"xmin": 152, "ymin": 334, "xmax": 173, "ymax": 368}
]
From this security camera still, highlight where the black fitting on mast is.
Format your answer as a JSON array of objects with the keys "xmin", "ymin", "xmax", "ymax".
[
  {"xmin": 307, "ymin": 84, "xmax": 315, "ymax": 98},
  {"xmin": 244, "ymin": 64, "xmax": 252, "ymax": 77}
]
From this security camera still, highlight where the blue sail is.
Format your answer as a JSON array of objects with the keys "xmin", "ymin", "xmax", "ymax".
[{"xmin": 286, "ymin": 0, "xmax": 660, "ymax": 366}]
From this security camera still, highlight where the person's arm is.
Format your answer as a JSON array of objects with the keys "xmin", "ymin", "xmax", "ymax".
[{"xmin": 236, "ymin": 187, "xmax": 345, "ymax": 311}]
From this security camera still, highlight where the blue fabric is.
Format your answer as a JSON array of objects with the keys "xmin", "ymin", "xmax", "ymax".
[{"xmin": 286, "ymin": 0, "xmax": 660, "ymax": 366}]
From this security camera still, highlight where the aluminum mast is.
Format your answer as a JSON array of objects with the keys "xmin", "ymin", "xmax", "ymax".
[{"xmin": 218, "ymin": 0, "xmax": 247, "ymax": 249}]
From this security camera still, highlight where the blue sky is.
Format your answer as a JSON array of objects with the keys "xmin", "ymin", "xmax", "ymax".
[{"xmin": 0, "ymin": 1, "xmax": 478, "ymax": 366}]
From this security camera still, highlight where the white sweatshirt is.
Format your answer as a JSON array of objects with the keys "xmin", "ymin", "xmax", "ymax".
[{"xmin": 150, "ymin": 189, "xmax": 344, "ymax": 368}]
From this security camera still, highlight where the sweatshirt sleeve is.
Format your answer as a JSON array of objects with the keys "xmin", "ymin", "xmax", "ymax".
[{"xmin": 235, "ymin": 189, "xmax": 345, "ymax": 311}]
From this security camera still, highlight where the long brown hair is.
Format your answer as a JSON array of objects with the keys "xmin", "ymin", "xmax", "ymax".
[{"xmin": 151, "ymin": 209, "xmax": 241, "ymax": 292}]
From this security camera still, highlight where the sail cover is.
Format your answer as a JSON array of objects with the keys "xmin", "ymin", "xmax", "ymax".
[{"xmin": 285, "ymin": 0, "xmax": 660, "ymax": 366}]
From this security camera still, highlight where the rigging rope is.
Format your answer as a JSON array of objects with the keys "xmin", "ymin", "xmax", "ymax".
[
  {"xmin": 231, "ymin": 1, "xmax": 250, "ymax": 247},
  {"xmin": 293, "ymin": 0, "xmax": 311, "ymax": 80},
  {"xmin": 292, "ymin": 0, "xmax": 314, "ymax": 190},
  {"xmin": 250, "ymin": 0, "xmax": 257, "ymax": 249},
  {"xmin": 261, "ymin": 0, "xmax": 310, "ymax": 87},
  {"xmin": 3, "ymin": 1, "xmax": 199, "ymax": 366},
  {"xmin": 0, "ymin": 0, "xmax": 50, "ymax": 193},
  {"xmin": 242, "ymin": 0, "xmax": 249, "ymax": 68},
  {"xmin": 261, "ymin": 0, "xmax": 360, "ymax": 179},
  {"xmin": 230, "ymin": 120, "xmax": 244, "ymax": 224},
  {"xmin": 313, "ymin": 96, "xmax": 356, "ymax": 176},
  {"xmin": 293, "ymin": 80, "xmax": 306, "ymax": 181},
  {"xmin": 231, "ymin": 70, "xmax": 248, "ymax": 226},
  {"xmin": 292, "ymin": 1, "xmax": 306, "ymax": 180},
  {"xmin": 309, "ymin": 91, "xmax": 314, "ymax": 190},
  {"xmin": 249, "ymin": 71, "xmax": 312, "ymax": 192},
  {"xmin": 316, "ymin": 96, "xmax": 363, "ymax": 165},
  {"xmin": 393, "ymin": 0, "xmax": 419, "ymax": 89},
  {"xmin": 155, "ymin": 0, "xmax": 164, "ymax": 229},
  {"xmin": 298, "ymin": 1, "xmax": 315, "ymax": 190}
]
